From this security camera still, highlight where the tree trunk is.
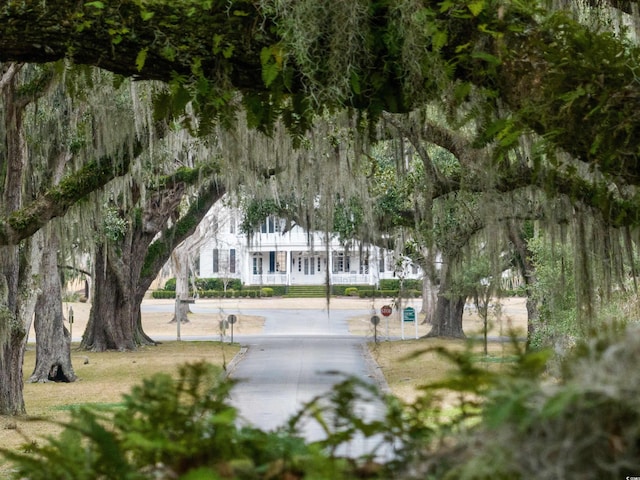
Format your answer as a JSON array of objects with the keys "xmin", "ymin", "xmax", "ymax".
[
  {"xmin": 29, "ymin": 230, "xmax": 77, "ymax": 382},
  {"xmin": 171, "ymin": 248, "xmax": 191, "ymax": 324},
  {"xmin": 81, "ymin": 243, "xmax": 150, "ymax": 351},
  {"xmin": 0, "ymin": 64, "xmax": 41, "ymax": 414},
  {"xmin": 0, "ymin": 245, "xmax": 25, "ymax": 415},
  {"xmin": 507, "ymin": 221, "xmax": 539, "ymax": 347},
  {"xmin": 420, "ymin": 271, "xmax": 438, "ymax": 325},
  {"xmin": 0, "ymin": 234, "xmax": 43, "ymax": 414},
  {"xmin": 81, "ymin": 181, "xmax": 225, "ymax": 352},
  {"xmin": 425, "ymin": 259, "xmax": 466, "ymax": 338}
]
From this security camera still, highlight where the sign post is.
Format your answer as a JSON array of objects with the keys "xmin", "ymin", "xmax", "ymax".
[
  {"xmin": 402, "ymin": 306, "xmax": 416, "ymax": 340},
  {"xmin": 227, "ymin": 314, "xmax": 237, "ymax": 344},
  {"xmin": 68, "ymin": 306, "xmax": 74, "ymax": 342},
  {"xmin": 370, "ymin": 315, "xmax": 380, "ymax": 343},
  {"xmin": 380, "ymin": 305, "xmax": 392, "ymax": 340}
]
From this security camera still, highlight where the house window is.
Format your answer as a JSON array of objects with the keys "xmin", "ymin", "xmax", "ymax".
[
  {"xmin": 317, "ymin": 257, "xmax": 321, "ymax": 272},
  {"xmin": 229, "ymin": 215, "xmax": 235, "ymax": 234},
  {"xmin": 332, "ymin": 253, "xmax": 350, "ymax": 273},
  {"xmin": 379, "ymin": 255, "xmax": 385, "ymax": 273},
  {"xmin": 212, "ymin": 249, "xmax": 219, "ymax": 273},
  {"xmin": 259, "ymin": 216, "xmax": 283, "ymax": 234},
  {"xmin": 298, "ymin": 257, "xmax": 302, "ymax": 272},
  {"xmin": 276, "ymin": 252, "xmax": 287, "ymax": 272},
  {"xmin": 229, "ymin": 249, "xmax": 236, "ymax": 273},
  {"xmin": 253, "ymin": 257, "xmax": 263, "ymax": 275},
  {"xmin": 360, "ymin": 257, "xmax": 369, "ymax": 274}
]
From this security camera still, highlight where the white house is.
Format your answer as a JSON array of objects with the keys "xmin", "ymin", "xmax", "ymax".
[{"xmin": 198, "ymin": 205, "xmax": 423, "ymax": 287}]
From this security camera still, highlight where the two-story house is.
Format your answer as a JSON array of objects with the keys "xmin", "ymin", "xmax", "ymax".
[{"xmin": 198, "ymin": 205, "xmax": 422, "ymax": 287}]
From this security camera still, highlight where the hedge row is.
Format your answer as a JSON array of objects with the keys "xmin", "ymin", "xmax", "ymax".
[
  {"xmin": 163, "ymin": 278, "xmax": 244, "ymax": 292},
  {"xmin": 378, "ymin": 279, "xmax": 423, "ymax": 291},
  {"xmin": 358, "ymin": 289, "xmax": 421, "ymax": 298},
  {"xmin": 151, "ymin": 286, "xmax": 287, "ymax": 299},
  {"xmin": 153, "ymin": 284, "xmax": 421, "ymax": 299}
]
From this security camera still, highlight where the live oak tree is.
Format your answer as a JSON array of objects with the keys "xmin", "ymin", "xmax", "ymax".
[
  {"xmin": 0, "ymin": 64, "xmax": 46, "ymax": 414},
  {"xmin": 81, "ymin": 165, "xmax": 226, "ymax": 351},
  {"xmin": 0, "ymin": 0, "xmax": 639, "ymax": 412}
]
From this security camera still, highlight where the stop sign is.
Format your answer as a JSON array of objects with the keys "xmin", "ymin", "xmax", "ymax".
[{"xmin": 381, "ymin": 305, "xmax": 393, "ymax": 317}]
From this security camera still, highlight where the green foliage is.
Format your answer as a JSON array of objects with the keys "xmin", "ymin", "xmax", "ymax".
[
  {"xmin": 151, "ymin": 290, "xmax": 175, "ymax": 299},
  {"xmin": 358, "ymin": 289, "xmax": 399, "ymax": 298},
  {"xmin": 378, "ymin": 279, "xmax": 422, "ymax": 291},
  {"xmin": 378, "ymin": 279, "xmax": 400, "ymax": 290},
  {"xmin": 344, "ymin": 287, "xmax": 359, "ymax": 297},
  {"xmin": 102, "ymin": 205, "xmax": 128, "ymax": 242},
  {"xmin": 260, "ymin": 287, "xmax": 274, "ymax": 297},
  {"xmin": 5, "ymin": 329, "xmax": 640, "ymax": 479},
  {"xmin": 422, "ymin": 326, "xmax": 640, "ymax": 479},
  {"xmin": 163, "ymin": 277, "xmax": 176, "ymax": 291},
  {"xmin": 527, "ymin": 236, "xmax": 578, "ymax": 351},
  {"xmin": 0, "ymin": 363, "xmax": 406, "ymax": 479},
  {"xmin": 194, "ymin": 277, "xmax": 243, "ymax": 292}
]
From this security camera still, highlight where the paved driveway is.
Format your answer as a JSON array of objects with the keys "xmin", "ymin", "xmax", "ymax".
[{"xmin": 225, "ymin": 307, "xmax": 392, "ymax": 458}]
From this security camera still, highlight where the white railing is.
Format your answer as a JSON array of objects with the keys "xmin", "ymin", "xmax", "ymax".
[
  {"xmin": 331, "ymin": 274, "xmax": 369, "ymax": 285},
  {"xmin": 250, "ymin": 273, "xmax": 288, "ymax": 285}
]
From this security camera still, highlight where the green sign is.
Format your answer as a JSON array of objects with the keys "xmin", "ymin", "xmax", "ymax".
[{"xmin": 403, "ymin": 307, "xmax": 416, "ymax": 322}]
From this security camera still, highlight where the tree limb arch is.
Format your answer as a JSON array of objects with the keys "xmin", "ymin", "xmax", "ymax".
[{"xmin": 1, "ymin": 2, "xmax": 639, "ymax": 185}]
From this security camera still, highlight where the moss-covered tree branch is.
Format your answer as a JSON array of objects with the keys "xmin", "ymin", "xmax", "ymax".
[
  {"xmin": 1, "ymin": 2, "xmax": 639, "ymax": 185},
  {"xmin": 0, "ymin": 154, "xmax": 132, "ymax": 245},
  {"xmin": 138, "ymin": 179, "xmax": 226, "ymax": 292}
]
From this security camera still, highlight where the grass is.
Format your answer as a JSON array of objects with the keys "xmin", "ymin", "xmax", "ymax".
[
  {"xmin": 1, "ymin": 300, "xmax": 526, "ymax": 475},
  {"xmin": 368, "ymin": 337, "xmax": 522, "ymax": 404},
  {"xmin": 0, "ymin": 340, "xmax": 238, "ymax": 475}
]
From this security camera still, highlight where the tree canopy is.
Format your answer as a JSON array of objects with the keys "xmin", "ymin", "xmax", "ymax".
[{"xmin": 1, "ymin": 1, "xmax": 639, "ymax": 188}]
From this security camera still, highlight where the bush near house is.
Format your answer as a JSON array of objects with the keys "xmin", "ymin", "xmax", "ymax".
[
  {"xmin": 162, "ymin": 278, "xmax": 244, "ymax": 293},
  {"xmin": 331, "ymin": 285, "xmax": 370, "ymax": 296},
  {"xmin": 195, "ymin": 278, "xmax": 243, "ymax": 291},
  {"xmin": 378, "ymin": 279, "xmax": 423, "ymax": 291},
  {"xmin": 151, "ymin": 290, "xmax": 176, "ymax": 299},
  {"xmin": 358, "ymin": 289, "xmax": 398, "ymax": 298},
  {"xmin": 152, "ymin": 284, "xmax": 287, "ymax": 299}
]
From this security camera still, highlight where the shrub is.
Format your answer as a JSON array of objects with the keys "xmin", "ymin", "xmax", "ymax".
[
  {"xmin": 0, "ymin": 363, "xmax": 403, "ymax": 479},
  {"xmin": 195, "ymin": 278, "xmax": 243, "ymax": 292},
  {"xmin": 151, "ymin": 290, "xmax": 176, "ymax": 299},
  {"xmin": 164, "ymin": 278, "xmax": 176, "ymax": 291},
  {"xmin": 260, "ymin": 287, "xmax": 274, "ymax": 297},
  {"xmin": 378, "ymin": 279, "xmax": 400, "ymax": 291},
  {"xmin": 344, "ymin": 287, "xmax": 359, "ymax": 296},
  {"xmin": 379, "ymin": 279, "xmax": 422, "ymax": 292}
]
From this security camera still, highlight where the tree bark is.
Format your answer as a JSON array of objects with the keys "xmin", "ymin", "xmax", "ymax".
[
  {"xmin": 421, "ymin": 272, "xmax": 438, "ymax": 325},
  {"xmin": 0, "ymin": 64, "xmax": 42, "ymax": 414},
  {"xmin": 425, "ymin": 258, "xmax": 466, "ymax": 339},
  {"xmin": 171, "ymin": 248, "xmax": 192, "ymax": 325},
  {"xmin": 81, "ymin": 179, "xmax": 225, "ymax": 351},
  {"xmin": 29, "ymin": 229, "xmax": 77, "ymax": 382},
  {"xmin": 0, "ymin": 233, "xmax": 43, "ymax": 414},
  {"xmin": 81, "ymin": 243, "xmax": 143, "ymax": 351}
]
